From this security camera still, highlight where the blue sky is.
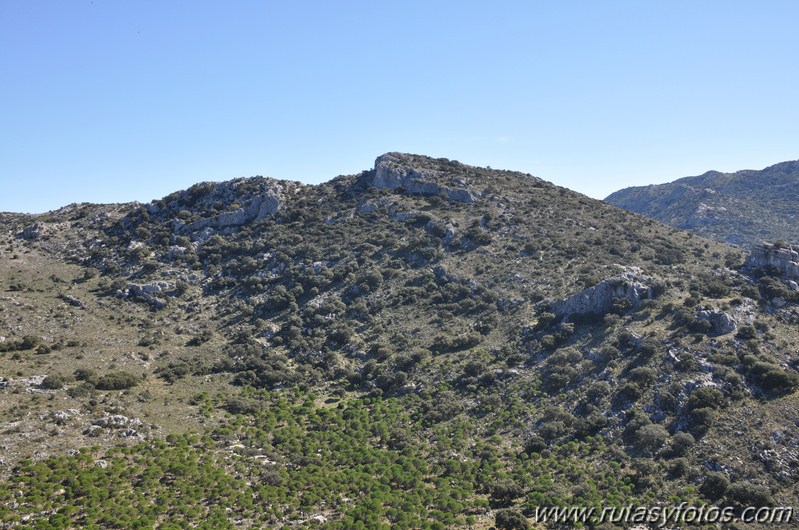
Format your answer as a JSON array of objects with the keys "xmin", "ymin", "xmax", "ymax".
[{"xmin": 2, "ymin": 1, "xmax": 798, "ymax": 213}]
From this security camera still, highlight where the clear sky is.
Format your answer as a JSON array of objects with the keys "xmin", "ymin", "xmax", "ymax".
[{"xmin": 2, "ymin": 1, "xmax": 798, "ymax": 213}]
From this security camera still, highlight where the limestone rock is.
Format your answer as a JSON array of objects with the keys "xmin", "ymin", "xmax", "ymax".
[
  {"xmin": 368, "ymin": 153, "xmax": 477, "ymax": 203},
  {"xmin": 176, "ymin": 186, "xmax": 282, "ymax": 234},
  {"xmin": 744, "ymin": 242, "xmax": 799, "ymax": 280},
  {"xmin": 695, "ymin": 309, "xmax": 737, "ymax": 335},
  {"xmin": 59, "ymin": 294, "xmax": 84, "ymax": 309},
  {"xmin": 357, "ymin": 202, "xmax": 379, "ymax": 215},
  {"xmin": 19, "ymin": 222, "xmax": 69, "ymax": 241},
  {"xmin": 550, "ymin": 268, "xmax": 654, "ymax": 319},
  {"xmin": 20, "ymin": 223, "xmax": 44, "ymax": 240},
  {"xmin": 136, "ymin": 177, "xmax": 291, "ymax": 238},
  {"xmin": 92, "ymin": 415, "xmax": 143, "ymax": 429},
  {"xmin": 117, "ymin": 282, "xmax": 173, "ymax": 309}
]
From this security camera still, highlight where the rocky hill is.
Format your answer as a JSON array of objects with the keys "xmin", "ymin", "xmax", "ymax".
[
  {"xmin": 1, "ymin": 153, "xmax": 798, "ymax": 528},
  {"xmin": 605, "ymin": 160, "xmax": 799, "ymax": 247}
]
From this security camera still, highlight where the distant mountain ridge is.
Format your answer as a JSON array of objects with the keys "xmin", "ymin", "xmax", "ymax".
[{"xmin": 605, "ymin": 159, "xmax": 799, "ymax": 246}]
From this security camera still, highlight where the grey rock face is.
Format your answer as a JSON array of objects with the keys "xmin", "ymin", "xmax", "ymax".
[
  {"xmin": 19, "ymin": 222, "xmax": 69, "ymax": 241},
  {"xmin": 59, "ymin": 294, "xmax": 85, "ymax": 309},
  {"xmin": 695, "ymin": 309, "xmax": 737, "ymax": 335},
  {"xmin": 744, "ymin": 243, "xmax": 799, "ymax": 280},
  {"xmin": 176, "ymin": 183, "xmax": 282, "ymax": 234},
  {"xmin": 140, "ymin": 177, "xmax": 289, "ymax": 238},
  {"xmin": 92, "ymin": 415, "xmax": 143, "ymax": 428},
  {"xmin": 357, "ymin": 202, "xmax": 379, "ymax": 215},
  {"xmin": 369, "ymin": 153, "xmax": 477, "ymax": 203},
  {"xmin": 117, "ymin": 282, "xmax": 173, "ymax": 309},
  {"xmin": 550, "ymin": 268, "xmax": 654, "ymax": 318},
  {"xmin": 20, "ymin": 223, "xmax": 44, "ymax": 240}
]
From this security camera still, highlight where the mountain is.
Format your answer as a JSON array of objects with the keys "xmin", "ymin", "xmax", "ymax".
[
  {"xmin": 1, "ymin": 153, "xmax": 798, "ymax": 528},
  {"xmin": 605, "ymin": 160, "xmax": 799, "ymax": 247}
]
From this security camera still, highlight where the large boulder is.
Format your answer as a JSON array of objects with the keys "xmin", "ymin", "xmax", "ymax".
[
  {"xmin": 744, "ymin": 242, "xmax": 799, "ymax": 280},
  {"xmin": 368, "ymin": 153, "xmax": 477, "ymax": 203},
  {"xmin": 695, "ymin": 309, "xmax": 737, "ymax": 335},
  {"xmin": 135, "ymin": 177, "xmax": 292, "ymax": 238},
  {"xmin": 550, "ymin": 268, "xmax": 654, "ymax": 319},
  {"xmin": 175, "ymin": 181, "xmax": 283, "ymax": 234},
  {"xmin": 117, "ymin": 282, "xmax": 173, "ymax": 309}
]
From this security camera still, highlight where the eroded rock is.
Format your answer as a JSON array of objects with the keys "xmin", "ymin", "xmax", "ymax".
[
  {"xmin": 695, "ymin": 309, "xmax": 737, "ymax": 335},
  {"xmin": 368, "ymin": 153, "xmax": 478, "ymax": 203},
  {"xmin": 744, "ymin": 242, "xmax": 799, "ymax": 280},
  {"xmin": 550, "ymin": 268, "xmax": 655, "ymax": 319}
]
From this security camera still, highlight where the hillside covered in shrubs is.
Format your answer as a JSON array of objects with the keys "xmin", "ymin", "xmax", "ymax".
[
  {"xmin": 1, "ymin": 153, "xmax": 798, "ymax": 528},
  {"xmin": 605, "ymin": 159, "xmax": 799, "ymax": 247}
]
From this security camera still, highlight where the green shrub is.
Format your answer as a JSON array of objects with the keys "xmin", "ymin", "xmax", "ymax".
[
  {"xmin": 96, "ymin": 371, "xmax": 140, "ymax": 390},
  {"xmin": 490, "ymin": 478, "xmax": 524, "ymax": 505},
  {"xmin": 41, "ymin": 374, "xmax": 67, "ymax": 390},
  {"xmin": 669, "ymin": 432, "xmax": 695, "ymax": 456},
  {"xmin": 700, "ymin": 472, "xmax": 729, "ymax": 501},
  {"xmin": 689, "ymin": 407, "xmax": 716, "ymax": 436},
  {"xmin": 726, "ymin": 482, "xmax": 774, "ymax": 507},
  {"xmin": 687, "ymin": 387, "xmax": 725, "ymax": 410},
  {"xmin": 73, "ymin": 368, "xmax": 98, "ymax": 384},
  {"xmin": 67, "ymin": 382, "xmax": 96, "ymax": 398},
  {"xmin": 634, "ymin": 424, "xmax": 668, "ymax": 453},
  {"xmin": 495, "ymin": 509, "xmax": 529, "ymax": 530},
  {"xmin": 523, "ymin": 434, "xmax": 547, "ymax": 454}
]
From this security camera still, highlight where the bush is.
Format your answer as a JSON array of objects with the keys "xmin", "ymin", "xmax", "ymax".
[
  {"xmin": 96, "ymin": 371, "xmax": 140, "ymax": 390},
  {"xmin": 689, "ymin": 407, "xmax": 716, "ymax": 436},
  {"xmin": 668, "ymin": 458, "xmax": 690, "ymax": 478},
  {"xmin": 726, "ymin": 482, "xmax": 774, "ymax": 507},
  {"xmin": 41, "ymin": 374, "xmax": 67, "ymax": 390},
  {"xmin": 490, "ymin": 478, "xmax": 524, "ymax": 505},
  {"xmin": 634, "ymin": 423, "xmax": 669, "ymax": 453},
  {"xmin": 700, "ymin": 472, "xmax": 729, "ymax": 501},
  {"xmin": 495, "ymin": 509, "xmax": 529, "ymax": 530},
  {"xmin": 736, "ymin": 325, "xmax": 757, "ymax": 340},
  {"xmin": 73, "ymin": 368, "xmax": 97, "ymax": 383},
  {"xmin": 669, "ymin": 431, "xmax": 695, "ymax": 456},
  {"xmin": 687, "ymin": 387, "xmax": 725, "ymax": 410},
  {"xmin": 155, "ymin": 360, "xmax": 192, "ymax": 383},
  {"xmin": 748, "ymin": 362, "xmax": 799, "ymax": 393},
  {"xmin": 628, "ymin": 366, "xmax": 657, "ymax": 387},
  {"xmin": 20, "ymin": 335, "xmax": 41, "ymax": 350},
  {"xmin": 67, "ymin": 382, "xmax": 96, "ymax": 398},
  {"xmin": 585, "ymin": 381, "xmax": 611, "ymax": 403},
  {"xmin": 523, "ymin": 434, "xmax": 547, "ymax": 454}
]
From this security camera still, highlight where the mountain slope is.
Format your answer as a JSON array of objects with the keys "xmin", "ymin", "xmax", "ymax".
[
  {"xmin": 605, "ymin": 160, "xmax": 799, "ymax": 246},
  {"xmin": 1, "ymin": 153, "xmax": 798, "ymax": 528}
]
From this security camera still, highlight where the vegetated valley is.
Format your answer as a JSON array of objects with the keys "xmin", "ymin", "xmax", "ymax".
[{"xmin": 1, "ymin": 153, "xmax": 798, "ymax": 529}]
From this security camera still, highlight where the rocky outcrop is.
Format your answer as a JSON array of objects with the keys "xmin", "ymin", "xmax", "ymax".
[
  {"xmin": 59, "ymin": 294, "xmax": 85, "ymax": 309},
  {"xmin": 174, "ymin": 182, "xmax": 282, "ymax": 234},
  {"xmin": 20, "ymin": 223, "xmax": 44, "ymax": 240},
  {"xmin": 695, "ymin": 309, "xmax": 737, "ymax": 335},
  {"xmin": 744, "ymin": 243, "xmax": 799, "ymax": 280},
  {"xmin": 85, "ymin": 415, "xmax": 144, "ymax": 438},
  {"xmin": 116, "ymin": 282, "xmax": 173, "ymax": 309},
  {"xmin": 140, "ymin": 177, "xmax": 290, "ymax": 237},
  {"xmin": 550, "ymin": 268, "xmax": 654, "ymax": 319},
  {"xmin": 368, "ymin": 153, "xmax": 477, "ymax": 203},
  {"xmin": 19, "ymin": 222, "xmax": 70, "ymax": 241},
  {"xmin": 357, "ymin": 202, "xmax": 379, "ymax": 215}
]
